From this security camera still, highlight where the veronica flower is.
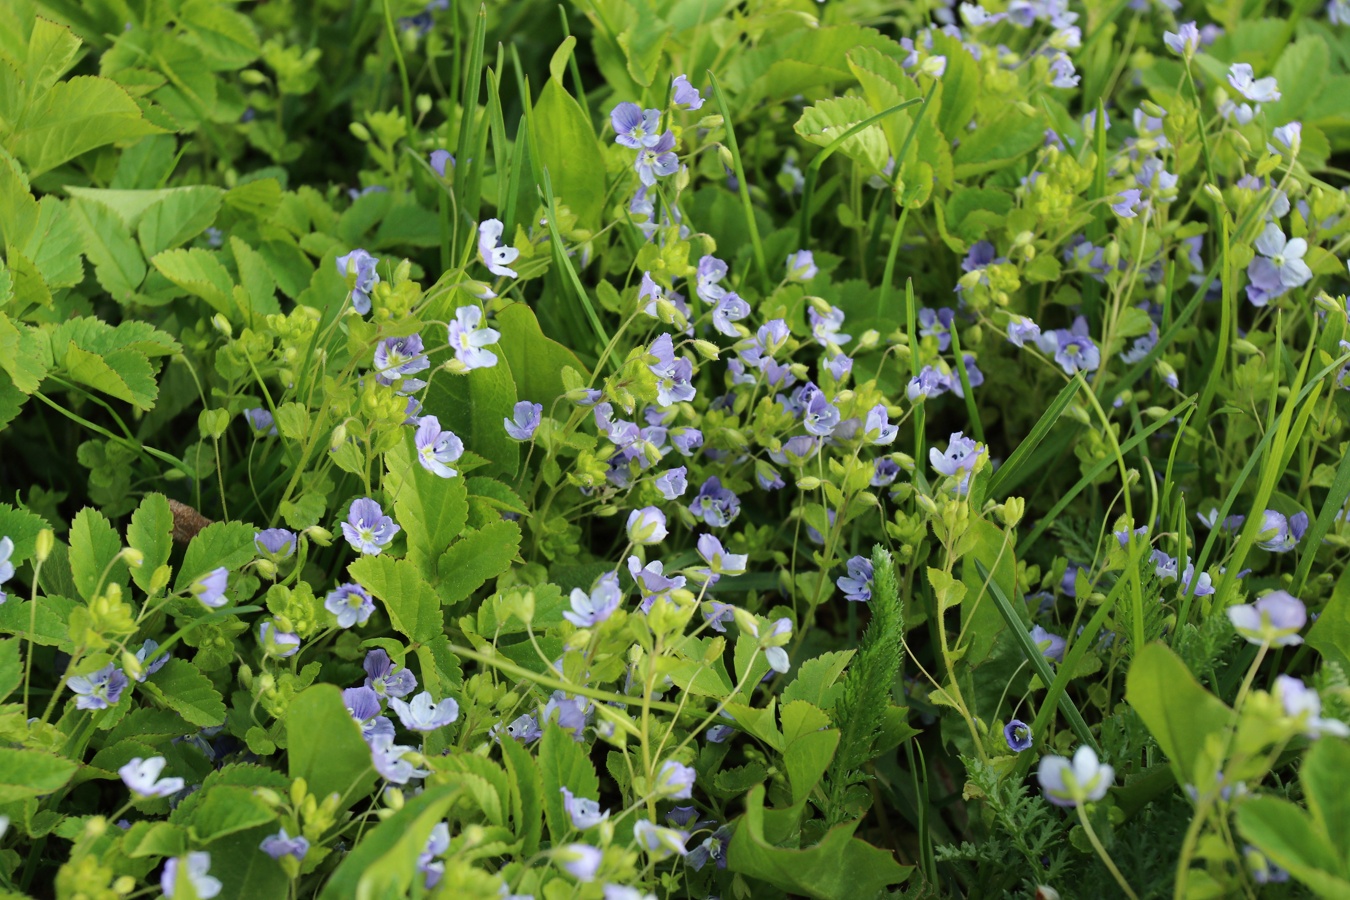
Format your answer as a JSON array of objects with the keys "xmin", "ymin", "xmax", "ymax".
[
  {"xmin": 1030, "ymin": 625, "xmax": 1067, "ymax": 662},
  {"xmin": 429, "ymin": 149, "xmax": 453, "ymax": 177},
  {"xmin": 917, "ymin": 307, "xmax": 954, "ymax": 351},
  {"xmin": 695, "ymin": 256, "xmax": 728, "ymax": 303},
  {"xmin": 365, "ymin": 648, "xmax": 417, "ymax": 699},
  {"xmin": 1037, "ymin": 316, "xmax": 1101, "ymax": 374},
  {"xmin": 837, "ymin": 556, "xmax": 874, "ymax": 602},
  {"xmin": 505, "ymin": 401, "xmax": 543, "ymax": 441},
  {"xmin": 564, "ymin": 572, "xmax": 623, "ymax": 628},
  {"xmin": 258, "ymin": 621, "xmax": 300, "ymax": 658},
  {"xmin": 261, "ymin": 828, "xmax": 310, "ymax": 862},
  {"xmin": 741, "ymin": 616, "xmax": 793, "ymax": 673},
  {"xmin": 1111, "ymin": 188, "xmax": 1143, "ymax": 218},
  {"xmin": 325, "ymin": 583, "xmax": 375, "ymax": 628},
  {"xmin": 907, "ymin": 366, "xmax": 950, "ymax": 402},
  {"xmin": 336, "ymin": 249, "xmax": 379, "ymax": 315},
  {"xmin": 635, "ymin": 131, "xmax": 678, "ymax": 186},
  {"xmin": 1246, "ymin": 224, "xmax": 1311, "ymax": 306},
  {"xmin": 1004, "ymin": 720, "xmax": 1033, "ymax": 752},
  {"xmin": 949, "ymin": 354, "xmax": 985, "ymax": 399},
  {"xmin": 626, "ymin": 507, "xmax": 667, "ymax": 545},
  {"xmin": 191, "ymin": 567, "xmax": 228, "ymax": 609},
  {"xmin": 655, "ymin": 466, "xmax": 688, "ymax": 499},
  {"xmin": 808, "ymin": 305, "xmax": 851, "ymax": 349},
  {"xmin": 389, "ymin": 691, "xmax": 459, "ymax": 731},
  {"xmin": 687, "ymin": 826, "xmax": 733, "ymax": 872},
  {"xmin": 559, "ymin": 843, "xmax": 604, "ymax": 881},
  {"xmin": 872, "ymin": 458, "xmax": 900, "ymax": 487},
  {"xmin": 1227, "ymin": 591, "xmax": 1306, "ymax": 646},
  {"xmin": 786, "ymin": 249, "xmax": 818, "ymax": 281},
  {"xmin": 1246, "ymin": 846, "xmax": 1290, "ymax": 885},
  {"xmin": 498, "ymin": 713, "xmax": 542, "ymax": 744},
  {"xmin": 543, "ymin": 691, "xmax": 591, "ymax": 740},
  {"xmin": 162, "ymin": 852, "xmax": 221, "ymax": 899},
  {"xmin": 930, "ymin": 431, "xmax": 983, "ymax": 481},
  {"xmin": 611, "ymin": 103, "xmax": 663, "ymax": 148},
  {"xmin": 1255, "ymin": 509, "xmax": 1309, "ymax": 552},
  {"xmin": 369, "ymin": 732, "xmax": 429, "ymax": 784},
  {"xmin": 119, "ymin": 756, "xmax": 184, "ymax": 798},
  {"xmin": 1220, "ymin": 100, "xmax": 1256, "ymax": 124},
  {"xmin": 712, "ymin": 293, "xmax": 750, "ymax": 337},
  {"xmin": 1275, "ymin": 675, "xmax": 1350, "ymax": 738},
  {"xmin": 654, "ymin": 760, "xmax": 696, "ymax": 799},
  {"xmin": 562, "ymin": 787, "xmax": 610, "ymax": 830},
  {"xmin": 447, "ymin": 305, "xmax": 501, "ymax": 369},
  {"xmin": 341, "ymin": 498, "xmax": 400, "ymax": 555},
  {"xmin": 671, "ymin": 74, "xmax": 703, "ymax": 110},
  {"xmin": 1164, "ymin": 21, "xmax": 1200, "ymax": 57},
  {"xmin": 697, "ymin": 533, "xmax": 747, "ymax": 576},
  {"xmin": 1049, "ymin": 53, "xmax": 1079, "ymax": 88},
  {"xmin": 1007, "ymin": 316, "xmax": 1041, "ymax": 347},
  {"xmin": 131, "ymin": 640, "xmax": 169, "ymax": 682},
  {"xmin": 1228, "ymin": 63, "xmax": 1280, "ymax": 103},
  {"xmin": 255, "ymin": 528, "xmax": 296, "ymax": 560},
  {"xmin": 646, "ymin": 334, "xmax": 695, "ymax": 406},
  {"xmin": 1038, "ymin": 746, "xmax": 1113, "ymax": 806},
  {"xmin": 244, "ymin": 408, "xmax": 277, "ymax": 436},
  {"xmin": 342, "ymin": 686, "xmax": 385, "ymax": 735},
  {"xmin": 633, "ymin": 819, "xmax": 689, "ymax": 856},
  {"xmin": 688, "ymin": 477, "xmax": 740, "ymax": 527},
  {"xmin": 415, "ymin": 822, "xmax": 449, "ymax": 890},
  {"xmin": 801, "ymin": 385, "xmax": 841, "ymax": 437},
  {"xmin": 1270, "ymin": 121, "xmax": 1301, "ymax": 156},
  {"xmin": 826, "ymin": 352, "xmax": 853, "ymax": 381},
  {"xmin": 477, "ymin": 219, "xmax": 519, "ymax": 278},
  {"xmin": 68, "ymin": 663, "xmax": 128, "ymax": 710},
  {"xmin": 414, "ymin": 415, "xmax": 465, "ymax": 478}
]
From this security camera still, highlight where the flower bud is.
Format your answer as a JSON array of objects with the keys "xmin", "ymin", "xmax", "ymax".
[
  {"xmin": 211, "ymin": 314, "xmax": 233, "ymax": 338},
  {"xmin": 691, "ymin": 340, "xmax": 720, "ymax": 360},
  {"xmin": 120, "ymin": 547, "xmax": 145, "ymax": 568},
  {"xmin": 35, "ymin": 528, "xmax": 53, "ymax": 563},
  {"xmin": 415, "ymin": 94, "xmax": 432, "ymax": 115},
  {"xmin": 349, "ymin": 122, "xmax": 372, "ymax": 142}
]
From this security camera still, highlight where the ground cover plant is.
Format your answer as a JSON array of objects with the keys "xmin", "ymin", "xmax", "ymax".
[{"xmin": 2, "ymin": 0, "xmax": 1350, "ymax": 896}]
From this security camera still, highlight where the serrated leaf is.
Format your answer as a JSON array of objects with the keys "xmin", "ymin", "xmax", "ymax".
[
  {"xmin": 175, "ymin": 521, "xmax": 257, "ymax": 591},
  {"xmin": 0, "ymin": 312, "xmax": 49, "ymax": 394},
  {"xmin": 0, "ymin": 640, "xmax": 20, "ymax": 702},
  {"xmin": 179, "ymin": 0, "xmax": 260, "ymax": 70},
  {"xmin": 0, "ymin": 748, "xmax": 77, "ymax": 802},
  {"xmin": 436, "ymin": 520, "xmax": 520, "ymax": 608},
  {"xmin": 63, "ymin": 345, "xmax": 158, "ymax": 410},
  {"xmin": 25, "ymin": 18, "xmax": 82, "ymax": 93},
  {"xmin": 0, "ymin": 502, "xmax": 50, "ymax": 567},
  {"xmin": 349, "ymin": 555, "xmax": 442, "ymax": 643},
  {"xmin": 782, "ymin": 650, "xmax": 855, "ymax": 710},
  {"xmin": 70, "ymin": 195, "xmax": 146, "ymax": 302},
  {"xmin": 499, "ymin": 732, "xmax": 543, "ymax": 855},
  {"xmin": 191, "ymin": 786, "xmax": 276, "ymax": 842},
  {"xmin": 144, "ymin": 659, "xmax": 225, "ymax": 727},
  {"xmin": 69, "ymin": 507, "xmax": 127, "ymax": 602},
  {"xmin": 138, "ymin": 186, "xmax": 223, "ymax": 257},
  {"xmin": 151, "ymin": 247, "xmax": 234, "ymax": 317},
  {"xmin": 126, "ymin": 493, "xmax": 173, "ymax": 593},
  {"xmin": 386, "ymin": 434, "xmax": 469, "ymax": 579},
  {"xmin": 795, "ymin": 97, "xmax": 890, "ymax": 172},
  {"xmin": 539, "ymin": 724, "xmax": 600, "ymax": 843},
  {"xmin": 0, "ymin": 595, "xmax": 75, "ymax": 647},
  {"xmin": 11, "ymin": 76, "xmax": 165, "ymax": 176},
  {"xmin": 287, "ymin": 685, "xmax": 379, "ymax": 812}
]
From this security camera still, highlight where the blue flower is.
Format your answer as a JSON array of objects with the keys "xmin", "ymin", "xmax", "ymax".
[
  {"xmin": 907, "ymin": 366, "xmax": 950, "ymax": 402},
  {"xmin": 712, "ymin": 292, "xmax": 750, "ymax": 337},
  {"xmin": 260, "ymin": 828, "xmax": 310, "ymax": 861},
  {"xmin": 688, "ymin": 477, "xmax": 740, "ymax": 527},
  {"xmin": 917, "ymin": 307, "xmax": 954, "ymax": 351},
  {"xmin": 655, "ymin": 759, "xmax": 696, "ymax": 799},
  {"xmin": 655, "ymin": 466, "xmax": 688, "ymax": 499},
  {"xmin": 634, "ymin": 131, "xmax": 678, "ymax": 186},
  {"xmin": 119, "ymin": 756, "xmax": 184, "ymax": 798},
  {"xmin": 259, "ymin": 621, "xmax": 300, "ymax": 658},
  {"xmin": 1228, "ymin": 63, "xmax": 1280, "ymax": 103},
  {"xmin": 930, "ymin": 432, "xmax": 983, "ymax": 482},
  {"xmin": 335, "ymin": 249, "xmax": 380, "ymax": 315},
  {"xmin": 1036, "ymin": 316, "xmax": 1101, "ymax": 375},
  {"xmin": 786, "ymin": 249, "xmax": 817, "ymax": 281},
  {"xmin": 191, "ymin": 567, "xmax": 228, "ymax": 609},
  {"xmin": 389, "ymin": 691, "xmax": 459, "ymax": 731},
  {"xmin": 341, "ymin": 498, "xmax": 400, "ymax": 555},
  {"xmin": 1038, "ymin": 746, "xmax": 1114, "ymax": 807},
  {"xmin": 697, "ymin": 533, "xmax": 747, "ymax": 576},
  {"xmin": 68, "ymin": 663, "xmax": 128, "ymax": 710},
  {"xmin": 477, "ymin": 219, "xmax": 519, "ymax": 278},
  {"xmin": 365, "ymin": 648, "xmax": 417, "ymax": 698},
  {"xmin": 1029, "ymin": 625, "xmax": 1066, "ymax": 662},
  {"xmin": 1004, "ymin": 719, "xmax": 1033, "ymax": 752},
  {"xmin": 610, "ymin": 102, "xmax": 663, "ymax": 148},
  {"xmin": 1246, "ymin": 223, "xmax": 1311, "ymax": 306},
  {"xmin": 950, "ymin": 354, "xmax": 985, "ymax": 399},
  {"xmin": 562, "ymin": 787, "xmax": 609, "ymax": 830},
  {"xmin": 1111, "ymin": 188, "xmax": 1143, "ymax": 218},
  {"xmin": 132, "ymin": 639, "xmax": 169, "ymax": 682},
  {"xmin": 1255, "ymin": 509, "xmax": 1309, "ymax": 552},
  {"xmin": 564, "ymin": 572, "xmax": 623, "ymax": 628},
  {"xmin": 837, "ymin": 556, "xmax": 874, "ymax": 602},
  {"xmin": 872, "ymin": 458, "xmax": 900, "ymax": 486},
  {"xmin": 368, "ymin": 732, "xmax": 428, "ymax": 784},
  {"xmin": 671, "ymin": 74, "xmax": 703, "ymax": 110},
  {"xmin": 429, "ymin": 149, "xmax": 453, "ymax": 177},
  {"xmin": 373, "ymin": 334, "xmax": 430, "ymax": 386},
  {"xmin": 647, "ymin": 334, "xmax": 695, "ymax": 406},
  {"xmin": 505, "ymin": 401, "xmax": 543, "ymax": 441},
  {"xmin": 1007, "ymin": 316, "xmax": 1041, "ymax": 348},
  {"xmin": 325, "ymin": 583, "xmax": 375, "ymax": 628},
  {"xmin": 162, "ymin": 852, "xmax": 221, "ymax": 899},
  {"xmin": 559, "ymin": 843, "xmax": 604, "ymax": 881},
  {"xmin": 414, "ymin": 415, "xmax": 465, "ymax": 478},
  {"xmin": 695, "ymin": 255, "xmax": 728, "ymax": 303},
  {"xmin": 244, "ymin": 408, "xmax": 277, "ymax": 436},
  {"xmin": 1164, "ymin": 21, "xmax": 1200, "ymax": 57},
  {"xmin": 447, "ymin": 306, "xmax": 501, "ymax": 369},
  {"xmin": 255, "ymin": 528, "xmax": 297, "ymax": 560},
  {"xmin": 1049, "ymin": 53, "xmax": 1079, "ymax": 88}
]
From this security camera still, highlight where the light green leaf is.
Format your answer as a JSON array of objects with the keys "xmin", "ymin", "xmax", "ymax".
[
  {"xmin": 539, "ymin": 724, "xmax": 600, "ymax": 843},
  {"xmin": 0, "ymin": 748, "xmax": 77, "ymax": 803},
  {"xmin": 63, "ymin": 345, "xmax": 158, "ymax": 410},
  {"xmin": 317, "ymin": 785, "xmax": 457, "ymax": 900},
  {"xmin": 179, "ymin": 0, "xmax": 260, "ymax": 70},
  {"xmin": 795, "ymin": 97, "xmax": 889, "ymax": 172},
  {"xmin": 951, "ymin": 105, "xmax": 1044, "ymax": 178},
  {"xmin": 436, "ymin": 520, "xmax": 521, "ymax": 608},
  {"xmin": 143, "ymin": 659, "xmax": 226, "ymax": 727},
  {"xmin": 69, "ymin": 507, "xmax": 127, "ymax": 602},
  {"xmin": 10, "ymin": 75, "xmax": 166, "ymax": 176},
  {"xmin": 287, "ymin": 685, "xmax": 379, "ymax": 812},
  {"xmin": 496, "ymin": 302, "xmax": 588, "ymax": 412},
  {"xmin": 0, "ymin": 639, "xmax": 20, "ymax": 702},
  {"xmin": 499, "ymin": 732, "xmax": 543, "ymax": 855},
  {"xmin": 138, "ymin": 186, "xmax": 224, "ymax": 258},
  {"xmin": 126, "ymin": 493, "xmax": 173, "ymax": 594},
  {"xmin": 349, "ymin": 555, "xmax": 442, "ymax": 643},
  {"xmin": 70, "ymin": 196, "xmax": 146, "ymax": 302},
  {"xmin": 385, "ymin": 434, "xmax": 469, "ymax": 580},
  {"xmin": 1125, "ymin": 643, "xmax": 1231, "ymax": 786},
  {"xmin": 1236, "ymin": 797, "xmax": 1350, "ymax": 897},
  {"xmin": 423, "ymin": 358, "xmax": 519, "ymax": 479},
  {"xmin": 0, "ymin": 313, "xmax": 47, "ymax": 394},
  {"xmin": 0, "ymin": 594, "xmax": 75, "ymax": 647},
  {"xmin": 781, "ymin": 650, "xmax": 855, "ymax": 711},
  {"xmin": 0, "ymin": 502, "xmax": 50, "ymax": 567},
  {"xmin": 151, "ymin": 247, "xmax": 234, "ymax": 316},
  {"xmin": 175, "ymin": 521, "xmax": 257, "ymax": 591},
  {"xmin": 191, "ymin": 786, "xmax": 276, "ymax": 842},
  {"xmin": 532, "ymin": 75, "xmax": 604, "ymax": 229}
]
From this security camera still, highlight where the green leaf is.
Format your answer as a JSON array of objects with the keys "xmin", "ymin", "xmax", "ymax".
[
  {"xmin": 63, "ymin": 186, "xmax": 188, "ymax": 229},
  {"xmin": 10, "ymin": 76, "xmax": 165, "ymax": 176},
  {"xmin": 496, "ymin": 302, "xmax": 588, "ymax": 412},
  {"xmin": 0, "ymin": 313, "xmax": 48, "ymax": 395},
  {"xmin": 69, "ymin": 507, "xmax": 127, "ymax": 602},
  {"xmin": 1307, "ymin": 563, "xmax": 1350, "ymax": 671},
  {"xmin": 930, "ymin": 33, "xmax": 980, "ymax": 137},
  {"xmin": 317, "ymin": 785, "xmax": 457, "ymax": 900},
  {"xmin": 126, "ymin": 493, "xmax": 173, "ymax": 593},
  {"xmin": 782, "ymin": 721, "xmax": 839, "ymax": 804},
  {"xmin": 726, "ymin": 784, "xmax": 912, "ymax": 899},
  {"xmin": 436, "ymin": 520, "xmax": 521, "ymax": 608},
  {"xmin": 0, "ymin": 639, "xmax": 20, "ymax": 702},
  {"xmin": 1236, "ymin": 797, "xmax": 1350, "ymax": 897},
  {"xmin": 385, "ymin": 434, "xmax": 468, "ymax": 580},
  {"xmin": 1303, "ymin": 737, "xmax": 1350, "ymax": 860},
  {"xmin": 951, "ymin": 105, "xmax": 1045, "ymax": 178},
  {"xmin": 138, "ymin": 186, "xmax": 224, "ymax": 257},
  {"xmin": 175, "ymin": 521, "xmax": 257, "ymax": 592},
  {"xmin": 423, "ymin": 359, "xmax": 519, "ymax": 479},
  {"xmin": 781, "ymin": 650, "xmax": 855, "ymax": 710},
  {"xmin": 0, "ymin": 501, "xmax": 50, "ymax": 568},
  {"xmin": 348, "ymin": 555, "xmax": 442, "ymax": 644},
  {"xmin": 532, "ymin": 75, "xmax": 604, "ymax": 229},
  {"xmin": 63, "ymin": 345, "xmax": 158, "ymax": 410},
  {"xmin": 287, "ymin": 685, "xmax": 378, "ymax": 810},
  {"xmin": 795, "ymin": 97, "xmax": 890, "ymax": 172},
  {"xmin": 0, "ymin": 594, "xmax": 74, "ymax": 647},
  {"xmin": 69, "ymin": 195, "xmax": 146, "ymax": 302},
  {"xmin": 178, "ymin": 0, "xmax": 260, "ymax": 70},
  {"xmin": 539, "ymin": 723, "xmax": 600, "ymax": 843},
  {"xmin": 191, "ymin": 786, "xmax": 276, "ymax": 842},
  {"xmin": 0, "ymin": 748, "xmax": 78, "ymax": 803},
  {"xmin": 958, "ymin": 518, "xmax": 1014, "ymax": 666},
  {"xmin": 151, "ymin": 247, "xmax": 235, "ymax": 318},
  {"xmin": 143, "ymin": 659, "xmax": 226, "ymax": 727},
  {"xmin": 616, "ymin": 2, "xmax": 668, "ymax": 87},
  {"xmin": 1266, "ymin": 37, "xmax": 1330, "ymax": 125},
  {"xmin": 499, "ymin": 732, "xmax": 543, "ymax": 855},
  {"xmin": 1125, "ymin": 643, "xmax": 1231, "ymax": 786}
]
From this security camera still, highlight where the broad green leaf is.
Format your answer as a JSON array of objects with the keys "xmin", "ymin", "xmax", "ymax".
[
  {"xmin": 179, "ymin": 0, "xmax": 260, "ymax": 70},
  {"xmin": 196, "ymin": 824, "xmax": 289, "ymax": 900},
  {"xmin": 539, "ymin": 723, "xmax": 601, "ymax": 843},
  {"xmin": 930, "ymin": 33, "xmax": 980, "ymax": 137},
  {"xmin": 423, "ymin": 358, "xmax": 519, "ymax": 479},
  {"xmin": 0, "ymin": 639, "xmax": 20, "ymax": 702},
  {"xmin": 436, "ymin": 520, "xmax": 521, "ymax": 608},
  {"xmin": 952, "ymin": 105, "xmax": 1044, "ymax": 178},
  {"xmin": 63, "ymin": 345, "xmax": 158, "ymax": 410},
  {"xmin": 151, "ymin": 247, "xmax": 235, "ymax": 318},
  {"xmin": 958, "ymin": 518, "xmax": 1014, "ymax": 666},
  {"xmin": 122, "ymin": 821, "xmax": 188, "ymax": 858},
  {"xmin": 1307, "ymin": 565, "xmax": 1350, "ymax": 672},
  {"xmin": 782, "ymin": 727, "xmax": 839, "ymax": 803},
  {"xmin": 0, "ymin": 313, "xmax": 47, "ymax": 394},
  {"xmin": 229, "ymin": 236, "xmax": 281, "ymax": 321},
  {"xmin": 795, "ymin": 97, "xmax": 889, "ymax": 172},
  {"xmin": 496, "ymin": 302, "xmax": 588, "ymax": 412},
  {"xmin": 499, "ymin": 732, "xmax": 543, "ymax": 855},
  {"xmin": 616, "ymin": 1, "xmax": 668, "ymax": 87},
  {"xmin": 1303, "ymin": 737, "xmax": 1350, "ymax": 860},
  {"xmin": 191, "ymin": 786, "xmax": 276, "ymax": 842},
  {"xmin": 669, "ymin": 657, "xmax": 735, "ymax": 700},
  {"xmin": 287, "ymin": 685, "xmax": 378, "ymax": 811},
  {"xmin": 175, "ymin": 521, "xmax": 258, "ymax": 591},
  {"xmin": 385, "ymin": 435, "xmax": 469, "ymax": 580},
  {"xmin": 317, "ymin": 785, "xmax": 457, "ymax": 900},
  {"xmin": 69, "ymin": 506, "xmax": 126, "ymax": 602},
  {"xmin": 726, "ymin": 784, "xmax": 912, "ymax": 899},
  {"xmin": 0, "ymin": 501, "xmax": 50, "ymax": 565},
  {"xmin": 348, "ymin": 555, "xmax": 442, "ymax": 643},
  {"xmin": 1266, "ymin": 37, "xmax": 1330, "ymax": 125},
  {"xmin": 1236, "ymin": 796, "xmax": 1350, "ymax": 897},
  {"xmin": 0, "ymin": 595, "xmax": 74, "ymax": 647},
  {"xmin": 143, "ymin": 659, "xmax": 226, "ymax": 727},
  {"xmin": 1125, "ymin": 643, "xmax": 1231, "ymax": 786},
  {"xmin": 24, "ymin": 18, "xmax": 81, "ymax": 93},
  {"xmin": 63, "ymin": 186, "xmax": 186, "ymax": 229},
  {"xmin": 10, "ymin": 75, "xmax": 165, "ymax": 175},
  {"xmin": 781, "ymin": 650, "xmax": 855, "ymax": 710},
  {"xmin": 138, "ymin": 186, "xmax": 224, "ymax": 257},
  {"xmin": 532, "ymin": 75, "xmax": 604, "ymax": 229},
  {"xmin": 70, "ymin": 196, "xmax": 146, "ymax": 302},
  {"xmin": 126, "ymin": 493, "xmax": 173, "ymax": 593},
  {"xmin": 0, "ymin": 748, "xmax": 77, "ymax": 802},
  {"xmin": 725, "ymin": 25, "xmax": 900, "ymax": 102}
]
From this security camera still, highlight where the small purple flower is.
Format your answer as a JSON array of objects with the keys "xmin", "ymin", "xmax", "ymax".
[
  {"xmin": 626, "ymin": 507, "xmax": 668, "ymax": 545},
  {"xmin": 1111, "ymin": 188, "xmax": 1143, "ymax": 218},
  {"xmin": 634, "ymin": 131, "xmax": 678, "ymax": 187},
  {"xmin": 1037, "ymin": 316, "xmax": 1101, "ymax": 375},
  {"xmin": 634, "ymin": 819, "xmax": 689, "ymax": 856},
  {"xmin": 1030, "ymin": 625, "xmax": 1066, "ymax": 662},
  {"xmin": 543, "ymin": 691, "xmax": 591, "ymax": 740},
  {"xmin": 132, "ymin": 639, "xmax": 169, "ymax": 682},
  {"xmin": 245, "ymin": 408, "xmax": 277, "ymax": 436},
  {"xmin": 1004, "ymin": 720, "xmax": 1033, "ymax": 752},
  {"xmin": 505, "ymin": 401, "xmax": 543, "ymax": 441},
  {"xmin": 414, "ymin": 415, "xmax": 465, "ymax": 478},
  {"xmin": 1227, "ymin": 591, "xmax": 1307, "ymax": 646},
  {"xmin": 695, "ymin": 255, "xmax": 728, "ymax": 304},
  {"xmin": 336, "ymin": 249, "xmax": 380, "ymax": 315},
  {"xmin": 261, "ymin": 828, "xmax": 310, "ymax": 861},
  {"xmin": 477, "ymin": 219, "xmax": 519, "ymax": 278},
  {"xmin": 671, "ymin": 74, "xmax": 703, "ymax": 110},
  {"xmin": 646, "ymin": 334, "xmax": 696, "ymax": 407},
  {"xmin": 655, "ymin": 759, "xmax": 696, "ymax": 799},
  {"xmin": 365, "ymin": 648, "xmax": 417, "ymax": 698},
  {"xmin": 368, "ymin": 732, "xmax": 429, "ymax": 784},
  {"xmin": 687, "ymin": 825, "xmax": 732, "ymax": 871},
  {"xmin": 1164, "ymin": 21, "xmax": 1200, "ymax": 57},
  {"xmin": 655, "ymin": 466, "xmax": 687, "ymax": 499},
  {"xmin": 872, "ymin": 458, "xmax": 900, "ymax": 486},
  {"xmin": 191, "ymin": 567, "xmax": 228, "ymax": 609},
  {"xmin": 68, "ymin": 663, "xmax": 128, "ymax": 710},
  {"xmin": 259, "ymin": 621, "xmax": 300, "ymax": 658},
  {"xmin": 1270, "ymin": 121, "xmax": 1301, "ymax": 155},
  {"xmin": 697, "ymin": 533, "xmax": 747, "ymax": 576},
  {"xmin": 429, "ymin": 149, "xmax": 454, "ymax": 177},
  {"xmin": 786, "ymin": 249, "xmax": 817, "ymax": 282},
  {"xmin": 907, "ymin": 366, "xmax": 950, "ymax": 402},
  {"xmin": 448, "ymin": 306, "xmax": 501, "ymax": 371},
  {"xmin": 417, "ymin": 822, "xmax": 449, "ymax": 890},
  {"xmin": 325, "ymin": 583, "xmax": 375, "ymax": 628},
  {"xmin": 929, "ymin": 432, "xmax": 983, "ymax": 487},
  {"xmin": 688, "ymin": 477, "xmax": 740, "ymax": 527},
  {"xmin": 119, "ymin": 756, "xmax": 184, "ymax": 797},
  {"xmin": 162, "ymin": 852, "xmax": 221, "ymax": 899},
  {"xmin": 1007, "ymin": 316, "xmax": 1041, "ymax": 348},
  {"xmin": 343, "ymin": 686, "xmax": 383, "ymax": 725},
  {"xmin": 562, "ymin": 786, "xmax": 610, "ymax": 829},
  {"xmin": 611, "ymin": 102, "xmax": 663, "ymax": 148},
  {"xmin": 389, "ymin": 691, "xmax": 459, "ymax": 731},
  {"xmin": 341, "ymin": 498, "xmax": 400, "ymax": 555},
  {"xmin": 808, "ymin": 305, "xmax": 851, "ymax": 349},
  {"xmin": 917, "ymin": 307, "xmax": 954, "ymax": 351},
  {"xmin": 826, "ymin": 352, "xmax": 853, "ymax": 382},
  {"xmin": 670, "ymin": 427, "xmax": 702, "ymax": 456},
  {"xmin": 564, "ymin": 572, "xmax": 623, "ymax": 628},
  {"xmin": 1049, "ymin": 53, "xmax": 1079, "ymax": 88},
  {"xmin": 1246, "ymin": 224, "xmax": 1311, "ymax": 306},
  {"xmin": 1228, "ymin": 63, "xmax": 1280, "ymax": 103},
  {"xmin": 559, "ymin": 843, "xmax": 604, "ymax": 881},
  {"xmin": 373, "ymin": 334, "xmax": 430, "ymax": 385},
  {"xmin": 801, "ymin": 385, "xmax": 841, "ymax": 437},
  {"xmin": 950, "ymin": 354, "xmax": 985, "ymax": 399},
  {"xmin": 712, "ymin": 292, "xmax": 751, "ymax": 337},
  {"xmin": 1255, "ymin": 509, "xmax": 1309, "ymax": 552},
  {"xmin": 255, "ymin": 528, "xmax": 297, "ymax": 560},
  {"xmin": 1275, "ymin": 675, "xmax": 1350, "ymax": 738},
  {"xmin": 837, "ymin": 556, "xmax": 874, "ymax": 602}
]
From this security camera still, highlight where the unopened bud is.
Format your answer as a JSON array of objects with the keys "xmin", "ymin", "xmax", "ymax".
[
  {"xmin": 691, "ymin": 340, "xmax": 720, "ymax": 360},
  {"xmin": 415, "ymin": 94, "xmax": 432, "ymax": 115},
  {"xmin": 211, "ymin": 314, "xmax": 233, "ymax": 338},
  {"xmin": 120, "ymin": 547, "xmax": 145, "ymax": 568},
  {"xmin": 349, "ymin": 122, "xmax": 372, "ymax": 142},
  {"xmin": 35, "ymin": 529, "xmax": 53, "ymax": 563}
]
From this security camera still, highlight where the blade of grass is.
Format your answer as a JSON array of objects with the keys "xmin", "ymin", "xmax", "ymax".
[
  {"xmin": 948, "ymin": 325, "xmax": 983, "ymax": 444},
  {"xmin": 706, "ymin": 70, "xmax": 768, "ymax": 287},
  {"xmin": 1293, "ymin": 446, "xmax": 1350, "ymax": 597},
  {"xmin": 988, "ymin": 377, "xmax": 1082, "ymax": 498}
]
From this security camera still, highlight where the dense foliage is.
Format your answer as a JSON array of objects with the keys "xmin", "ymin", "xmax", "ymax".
[{"xmin": 2, "ymin": 0, "xmax": 1350, "ymax": 896}]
